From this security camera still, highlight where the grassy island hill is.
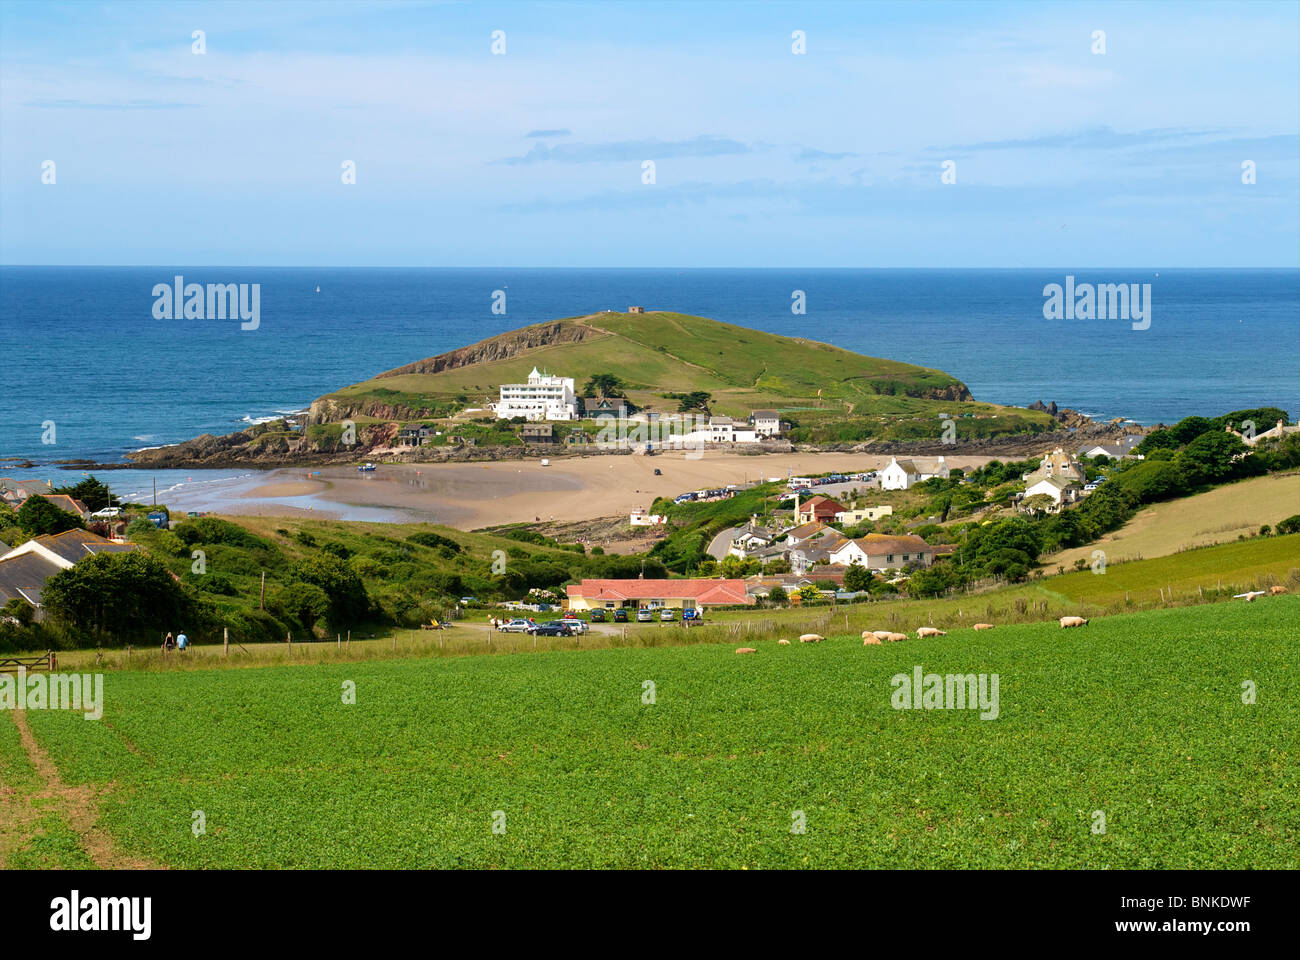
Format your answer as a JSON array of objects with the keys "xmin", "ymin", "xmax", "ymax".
[{"xmin": 308, "ymin": 311, "xmax": 1052, "ymax": 441}]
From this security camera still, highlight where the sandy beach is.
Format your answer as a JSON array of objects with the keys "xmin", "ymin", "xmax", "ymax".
[{"xmin": 184, "ymin": 450, "xmax": 1004, "ymax": 529}]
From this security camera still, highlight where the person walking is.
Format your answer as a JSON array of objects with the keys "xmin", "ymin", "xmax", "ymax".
[
  {"xmin": 176, "ymin": 631, "xmax": 188, "ymax": 652},
  {"xmin": 162, "ymin": 631, "xmax": 175, "ymax": 652}
]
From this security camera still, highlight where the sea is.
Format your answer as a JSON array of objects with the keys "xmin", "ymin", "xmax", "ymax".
[{"xmin": 2, "ymin": 267, "xmax": 1297, "ymax": 503}]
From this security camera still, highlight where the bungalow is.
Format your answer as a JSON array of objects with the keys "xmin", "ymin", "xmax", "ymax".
[
  {"xmin": 784, "ymin": 520, "xmax": 830, "ymax": 547},
  {"xmin": 41, "ymin": 495, "xmax": 91, "ymax": 519},
  {"xmin": 0, "ymin": 529, "xmax": 138, "ymax": 614},
  {"xmin": 834, "ymin": 505, "xmax": 893, "ymax": 524},
  {"xmin": 750, "ymin": 410, "xmax": 782, "ymax": 437},
  {"xmin": 565, "ymin": 578, "xmax": 753, "ymax": 613},
  {"xmin": 879, "ymin": 457, "xmax": 950, "ymax": 491},
  {"xmin": 796, "ymin": 495, "xmax": 845, "ymax": 524},
  {"xmin": 828, "ymin": 533, "xmax": 938, "ymax": 572},
  {"xmin": 1077, "ymin": 434, "xmax": 1144, "ymax": 460}
]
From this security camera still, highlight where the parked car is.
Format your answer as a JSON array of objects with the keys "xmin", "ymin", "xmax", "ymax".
[
  {"xmin": 528, "ymin": 621, "xmax": 572, "ymax": 637},
  {"xmin": 659, "ymin": 608, "xmax": 677, "ymax": 621},
  {"xmin": 559, "ymin": 617, "xmax": 589, "ymax": 634},
  {"xmin": 613, "ymin": 609, "xmax": 629, "ymax": 623},
  {"xmin": 497, "ymin": 618, "xmax": 533, "ymax": 633},
  {"xmin": 589, "ymin": 609, "xmax": 607, "ymax": 623},
  {"xmin": 682, "ymin": 608, "xmax": 703, "ymax": 621},
  {"xmin": 636, "ymin": 608, "xmax": 654, "ymax": 622},
  {"xmin": 91, "ymin": 506, "xmax": 122, "ymax": 518}
]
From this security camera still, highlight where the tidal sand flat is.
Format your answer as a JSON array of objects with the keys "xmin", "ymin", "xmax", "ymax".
[{"xmin": 223, "ymin": 451, "xmax": 1000, "ymax": 529}]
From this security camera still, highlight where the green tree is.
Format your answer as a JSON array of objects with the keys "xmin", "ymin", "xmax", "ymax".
[
  {"xmin": 767, "ymin": 586, "xmax": 788, "ymax": 605},
  {"xmin": 51, "ymin": 476, "xmax": 116, "ymax": 512},
  {"xmin": 581, "ymin": 373, "xmax": 627, "ymax": 398},
  {"xmin": 272, "ymin": 581, "xmax": 331, "ymax": 634},
  {"xmin": 287, "ymin": 553, "xmax": 369, "ymax": 627},
  {"xmin": 16, "ymin": 495, "xmax": 85, "ymax": 535},
  {"xmin": 843, "ymin": 563, "xmax": 873, "ymax": 593},
  {"xmin": 1276, "ymin": 514, "xmax": 1300, "ymax": 535},
  {"xmin": 42, "ymin": 551, "xmax": 193, "ymax": 644}
]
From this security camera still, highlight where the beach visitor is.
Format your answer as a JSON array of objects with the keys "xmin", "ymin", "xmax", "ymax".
[
  {"xmin": 163, "ymin": 632, "xmax": 175, "ymax": 652},
  {"xmin": 177, "ymin": 632, "xmax": 188, "ymax": 651}
]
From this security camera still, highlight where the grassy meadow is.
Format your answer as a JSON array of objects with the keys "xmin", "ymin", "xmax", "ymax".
[{"xmin": 4, "ymin": 598, "xmax": 1296, "ymax": 868}]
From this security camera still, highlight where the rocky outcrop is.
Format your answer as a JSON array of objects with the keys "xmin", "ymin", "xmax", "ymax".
[{"xmin": 375, "ymin": 320, "xmax": 598, "ymax": 379}]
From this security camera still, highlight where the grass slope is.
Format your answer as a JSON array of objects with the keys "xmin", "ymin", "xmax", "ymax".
[
  {"xmin": 1049, "ymin": 472, "xmax": 1300, "ymax": 567},
  {"xmin": 13, "ymin": 598, "xmax": 1297, "ymax": 868}
]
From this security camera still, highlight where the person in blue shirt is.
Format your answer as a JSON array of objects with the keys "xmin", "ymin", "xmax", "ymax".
[{"xmin": 176, "ymin": 632, "xmax": 188, "ymax": 651}]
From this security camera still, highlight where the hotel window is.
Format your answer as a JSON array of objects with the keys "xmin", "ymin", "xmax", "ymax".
[{"xmin": 887, "ymin": 555, "xmax": 894, "ymax": 563}]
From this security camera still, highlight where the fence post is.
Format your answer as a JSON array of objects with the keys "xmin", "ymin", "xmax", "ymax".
[{"xmin": 223, "ymin": 627, "xmax": 229, "ymax": 657}]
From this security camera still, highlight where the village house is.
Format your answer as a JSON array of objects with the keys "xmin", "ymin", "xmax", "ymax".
[
  {"xmin": 1077, "ymin": 434, "xmax": 1144, "ymax": 460},
  {"xmin": 834, "ymin": 505, "xmax": 893, "ymax": 524},
  {"xmin": 0, "ymin": 478, "xmax": 55, "ymax": 508},
  {"xmin": 41, "ymin": 495, "xmax": 91, "ymax": 520},
  {"xmin": 728, "ymin": 516, "xmax": 780, "ymax": 558},
  {"xmin": 828, "ymin": 533, "xmax": 941, "ymax": 572},
  {"xmin": 749, "ymin": 410, "xmax": 782, "ymax": 437},
  {"xmin": 627, "ymin": 306, "xmax": 646, "ymax": 314},
  {"xmin": 1022, "ymin": 448, "xmax": 1085, "ymax": 485},
  {"xmin": 397, "ymin": 424, "xmax": 434, "ymax": 447},
  {"xmin": 629, "ymin": 507, "xmax": 666, "ymax": 527},
  {"xmin": 579, "ymin": 397, "xmax": 628, "ymax": 421},
  {"xmin": 1225, "ymin": 419, "xmax": 1300, "ymax": 448},
  {"xmin": 784, "ymin": 520, "xmax": 829, "ymax": 547},
  {"xmin": 1021, "ymin": 475, "xmax": 1081, "ymax": 512},
  {"xmin": 565, "ymin": 578, "xmax": 752, "ymax": 614},
  {"xmin": 493, "ymin": 368, "xmax": 578, "ymax": 421},
  {"xmin": 879, "ymin": 456, "xmax": 950, "ymax": 490},
  {"xmin": 795, "ymin": 495, "xmax": 845, "ymax": 524},
  {"xmin": 0, "ymin": 529, "xmax": 138, "ymax": 615},
  {"xmin": 520, "ymin": 423, "xmax": 556, "ymax": 444}
]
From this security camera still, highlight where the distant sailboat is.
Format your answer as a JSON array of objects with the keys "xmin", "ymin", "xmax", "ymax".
[{"xmin": 315, "ymin": 285, "xmax": 321, "ymax": 293}]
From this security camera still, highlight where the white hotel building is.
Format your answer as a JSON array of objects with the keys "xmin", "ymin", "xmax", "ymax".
[{"xmin": 493, "ymin": 368, "xmax": 578, "ymax": 421}]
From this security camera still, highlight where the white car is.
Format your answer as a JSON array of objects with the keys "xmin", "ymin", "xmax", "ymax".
[
  {"xmin": 497, "ymin": 618, "xmax": 533, "ymax": 633},
  {"xmin": 558, "ymin": 617, "xmax": 589, "ymax": 634},
  {"xmin": 91, "ymin": 506, "xmax": 122, "ymax": 518}
]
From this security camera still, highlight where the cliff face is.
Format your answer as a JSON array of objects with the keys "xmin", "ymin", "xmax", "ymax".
[
  {"xmin": 376, "ymin": 320, "xmax": 598, "ymax": 379},
  {"xmin": 919, "ymin": 383, "xmax": 973, "ymax": 402}
]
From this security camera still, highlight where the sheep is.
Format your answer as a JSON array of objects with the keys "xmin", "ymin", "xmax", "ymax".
[
  {"xmin": 1269, "ymin": 585, "xmax": 1288, "ymax": 595},
  {"xmin": 777, "ymin": 639, "xmax": 791, "ymax": 645},
  {"xmin": 916, "ymin": 626, "xmax": 947, "ymax": 638},
  {"xmin": 735, "ymin": 647, "xmax": 757, "ymax": 654},
  {"xmin": 873, "ymin": 630, "xmax": 893, "ymax": 641},
  {"xmin": 861, "ymin": 630, "xmax": 876, "ymax": 639},
  {"xmin": 973, "ymin": 623, "xmax": 995, "ymax": 631},
  {"xmin": 885, "ymin": 632, "xmax": 908, "ymax": 643},
  {"xmin": 863, "ymin": 636, "xmax": 882, "ymax": 645},
  {"xmin": 799, "ymin": 633, "xmax": 824, "ymax": 643},
  {"xmin": 1059, "ymin": 616, "xmax": 1089, "ymax": 628}
]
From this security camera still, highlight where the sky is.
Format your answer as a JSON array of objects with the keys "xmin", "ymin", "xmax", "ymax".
[{"xmin": 1, "ymin": 0, "xmax": 1298, "ymax": 267}]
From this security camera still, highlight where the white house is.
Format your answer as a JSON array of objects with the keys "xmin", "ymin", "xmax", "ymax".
[
  {"xmin": 629, "ymin": 508, "xmax": 666, "ymax": 527},
  {"xmin": 494, "ymin": 368, "xmax": 578, "ymax": 421},
  {"xmin": 1023, "ymin": 475, "xmax": 1081, "ymax": 510},
  {"xmin": 1077, "ymin": 434, "xmax": 1144, "ymax": 460},
  {"xmin": 879, "ymin": 456, "xmax": 950, "ymax": 490},
  {"xmin": 750, "ymin": 410, "xmax": 782, "ymax": 437}
]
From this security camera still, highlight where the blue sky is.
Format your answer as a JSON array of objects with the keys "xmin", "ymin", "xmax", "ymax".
[{"xmin": 1, "ymin": 0, "xmax": 1297, "ymax": 267}]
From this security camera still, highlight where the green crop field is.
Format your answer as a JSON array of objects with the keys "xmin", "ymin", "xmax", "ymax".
[{"xmin": 4, "ymin": 598, "xmax": 1296, "ymax": 868}]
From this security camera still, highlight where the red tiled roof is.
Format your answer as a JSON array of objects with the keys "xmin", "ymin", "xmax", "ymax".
[{"xmin": 566, "ymin": 578, "xmax": 753, "ymax": 605}]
